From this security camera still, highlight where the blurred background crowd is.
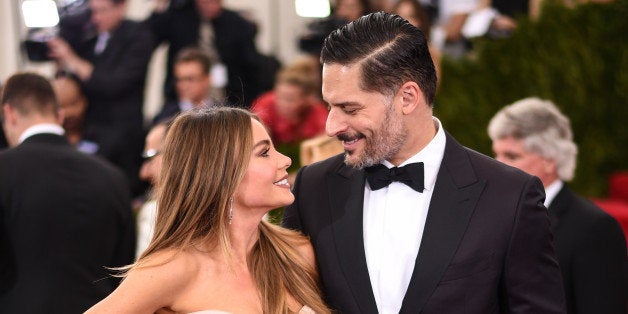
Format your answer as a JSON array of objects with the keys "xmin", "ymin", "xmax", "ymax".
[{"xmin": 0, "ymin": 0, "xmax": 626, "ymax": 311}]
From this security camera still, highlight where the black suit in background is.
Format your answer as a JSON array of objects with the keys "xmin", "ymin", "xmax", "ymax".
[
  {"xmin": 147, "ymin": 4, "xmax": 262, "ymax": 107},
  {"xmin": 0, "ymin": 129, "xmax": 7, "ymax": 150},
  {"xmin": 283, "ymin": 132, "xmax": 565, "ymax": 313},
  {"xmin": 0, "ymin": 133, "xmax": 135, "ymax": 313},
  {"xmin": 549, "ymin": 186, "xmax": 628, "ymax": 314},
  {"xmin": 72, "ymin": 20, "xmax": 155, "ymax": 197}
]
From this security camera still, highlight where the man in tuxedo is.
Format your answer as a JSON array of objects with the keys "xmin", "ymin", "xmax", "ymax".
[
  {"xmin": 489, "ymin": 97, "xmax": 627, "ymax": 314},
  {"xmin": 0, "ymin": 73, "xmax": 135, "ymax": 313},
  {"xmin": 282, "ymin": 12, "xmax": 565, "ymax": 313},
  {"xmin": 153, "ymin": 48, "xmax": 216, "ymax": 124}
]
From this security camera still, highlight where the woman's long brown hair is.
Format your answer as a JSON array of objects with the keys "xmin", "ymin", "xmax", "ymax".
[{"xmin": 130, "ymin": 107, "xmax": 329, "ymax": 313}]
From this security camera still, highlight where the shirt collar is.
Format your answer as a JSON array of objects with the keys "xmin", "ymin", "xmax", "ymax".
[
  {"xmin": 381, "ymin": 117, "xmax": 446, "ymax": 192},
  {"xmin": 18, "ymin": 124, "xmax": 65, "ymax": 144},
  {"xmin": 544, "ymin": 179, "xmax": 564, "ymax": 208}
]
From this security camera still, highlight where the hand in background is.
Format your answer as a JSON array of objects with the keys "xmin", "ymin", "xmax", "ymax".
[{"xmin": 47, "ymin": 37, "xmax": 94, "ymax": 81}]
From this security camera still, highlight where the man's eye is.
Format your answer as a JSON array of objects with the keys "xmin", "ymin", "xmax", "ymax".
[
  {"xmin": 505, "ymin": 153, "xmax": 519, "ymax": 160},
  {"xmin": 343, "ymin": 107, "xmax": 357, "ymax": 114}
]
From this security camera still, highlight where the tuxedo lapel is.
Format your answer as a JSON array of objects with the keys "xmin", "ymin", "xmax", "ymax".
[
  {"xmin": 400, "ymin": 133, "xmax": 486, "ymax": 313},
  {"xmin": 547, "ymin": 186, "xmax": 570, "ymax": 235},
  {"xmin": 328, "ymin": 163, "xmax": 378, "ymax": 313}
]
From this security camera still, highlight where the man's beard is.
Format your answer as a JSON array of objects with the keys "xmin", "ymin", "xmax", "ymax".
[{"xmin": 342, "ymin": 105, "xmax": 406, "ymax": 169}]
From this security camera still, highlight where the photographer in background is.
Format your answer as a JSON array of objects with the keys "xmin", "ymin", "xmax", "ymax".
[{"xmin": 47, "ymin": 0, "xmax": 155, "ymax": 198}]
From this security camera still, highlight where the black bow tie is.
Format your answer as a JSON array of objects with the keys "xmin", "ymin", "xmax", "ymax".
[{"xmin": 365, "ymin": 163, "xmax": 425, "ymax": 192}]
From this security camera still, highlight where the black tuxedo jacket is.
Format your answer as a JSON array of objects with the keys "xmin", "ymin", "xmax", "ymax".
[
  {"xmin": 549, "ymin": 186, "xmax": 628, "ymax": 314},
  {"xmin": 72, "ymin": 20, "xmax": 154, "ymax": 196},
  {"xmin": 148, "ymin": 6, "xmax": 261, "ymax": 106},
  {"xmin": 0, "ymin": 134, "xmax": 135, "ymax": 313},
  {"xmin": 283, "ymin": 133, "xmax": 566, "ymax": 313}
]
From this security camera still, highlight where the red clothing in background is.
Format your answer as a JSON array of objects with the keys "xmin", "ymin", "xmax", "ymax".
[{"xmin": 252, "ymin": 92, "xmax": 328, "ymax": 144}]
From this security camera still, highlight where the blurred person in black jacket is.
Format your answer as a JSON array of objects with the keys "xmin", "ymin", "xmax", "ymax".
[
  {"xmin": 47, "ymin": 0, "xmax": 155, "ymax": 198},
  {"xmin": 0, "ymin": 72, "xmax": 135, "ymax": 313}
]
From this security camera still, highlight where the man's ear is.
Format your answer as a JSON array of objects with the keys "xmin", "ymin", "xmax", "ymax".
[
  {"xmin": 399, "ymin": 81, "xmax": 424, "ymax": 115},
  {"xmin": 2, "ymin": 104, "xmax": 16, "ymax": 125}
]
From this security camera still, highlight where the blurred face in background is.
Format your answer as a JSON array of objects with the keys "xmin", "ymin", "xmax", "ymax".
[
  {"xmin": 52, "ymin": 77, "xmax": 87, "ymax": 132},
  {"xmin": 174, "ymin": 61, "xmax": 211, "ymax": 106},
  {"xmin": 395, "ymin": 1, "xmax": 423, "ymax": 29},
  {"xmin": 90, "ymin": 0, "xmax": 126, "ymax": 33},
  {"xmin": 492, "ymin": 136, "xmax": 557, "ymax": 186},
  {"xmin": 195, "ymin": 0, "xmax": 223, "ymax": 20},
  {"xmin": 335, "ymin": 0, "xmax": 366, "ymax": 21},
  {"xmin": 139, "ymin": 124, "xmax": 167, "ymax": 186},
  {"xmin": 275, "ymin": 82, "xmax": 311, "ymax": 122}
]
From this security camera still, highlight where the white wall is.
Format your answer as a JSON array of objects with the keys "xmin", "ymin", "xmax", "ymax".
[
  {"xmin": 0, "ymin": 0, "xmax": 316, "ymax": 121},
  {"xmin": 0, "ymin": 0, "xmax": 24, "ymax": 83}
]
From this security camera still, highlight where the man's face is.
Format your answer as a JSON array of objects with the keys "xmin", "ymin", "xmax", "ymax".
[
  {"xmin": 322, "ymin": 63, "xmax": 406, "ymax": 169},
  {"xmin": 492, "ymin": 136, "xmax": 556, "ymax": 186},
  {"xmin": 174, "ymin": 61, "xmax": 211, "ymax": 105},
  {"xmin": 90, "ymin": 0, "xmax": 125, "ymax": 33},
  {"xmin": 195, "ymin": 0, "xmax": 223, "ymax": 20}
]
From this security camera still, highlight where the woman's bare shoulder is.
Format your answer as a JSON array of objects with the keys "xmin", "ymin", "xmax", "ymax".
[
  {"xmin": 86, "ymin": 248, "xmax": 201, "ymax": 313},
  {"xmin": 132, "ymin": 248, "xmax": 201, "ymax": 281}
]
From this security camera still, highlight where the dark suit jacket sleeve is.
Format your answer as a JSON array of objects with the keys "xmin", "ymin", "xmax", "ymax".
[
  {"xmin": 146, "ymin": 9, "xmax": 170, "ymax": 44},
  {"xmin": 571, "ymin": 213, "xmax": 627, "ymax": 313},
  {"xmin": 82, "ymin": 22, "xmax": 155, "ymax": 99},
  {"xmin": 502, "ymin": 176, "xmax": 566, "ymax": 313}
]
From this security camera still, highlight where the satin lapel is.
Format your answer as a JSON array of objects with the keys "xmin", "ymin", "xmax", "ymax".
[
  {"xmin": 400, "ymin": 133, "xmax": 486, "ymax": 313},
  {"xmin": 328, "ymin": 165, "xmax": 378, "ymax": 313},
  {"xmin": 547, "ymin": 186, "xmax": 570, "ymax": 235}
]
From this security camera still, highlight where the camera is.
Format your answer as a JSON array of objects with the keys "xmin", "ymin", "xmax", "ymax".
[
  {"xmin": 22, "ymin": 0, "xmax": 91, "ymax": 62},
  {"xmin": 23, "ymin": 28, "xmax": 56, "ymax": 62}
]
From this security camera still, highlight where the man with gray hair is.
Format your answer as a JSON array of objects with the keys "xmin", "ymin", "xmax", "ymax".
[{"xmin": 489, "ymin": 97, "xmax": 627, "ymax": 314}]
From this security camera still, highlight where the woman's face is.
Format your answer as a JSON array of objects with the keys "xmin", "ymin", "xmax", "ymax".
[{"xmin": 234, "ymin": 119, "xmax": 293, "ymax": 212}]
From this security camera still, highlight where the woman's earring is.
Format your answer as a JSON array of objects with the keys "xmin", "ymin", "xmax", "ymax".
[{"xmin": 228, "ymin": 197, "xmax": 233, "ymax": 225}]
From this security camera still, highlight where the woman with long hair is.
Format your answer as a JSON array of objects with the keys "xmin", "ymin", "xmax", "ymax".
[{"xmin": 87, "ymin": 107, "xmax": 329, "ymax": 313}]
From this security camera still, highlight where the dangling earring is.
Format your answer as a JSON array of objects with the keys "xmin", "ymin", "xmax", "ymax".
[{"xmin": 228, "ymin": 197, "xmax": 233, "ymax": 225}]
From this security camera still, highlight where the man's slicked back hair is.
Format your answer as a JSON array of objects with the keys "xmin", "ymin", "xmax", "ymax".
[{"xmin": 321, "ymin": 12, "xmax": 437, "ymax": 105}]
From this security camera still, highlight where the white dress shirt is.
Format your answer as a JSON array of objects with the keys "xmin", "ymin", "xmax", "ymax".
[
  {"xmin": 94, "ymin": 32, "xmax": 110, "ymax": 55},
  {"xmin": 544, "ymin": 179, "xmax": 564, "ymax": 208},
  {"xmin": 364, "ymin": 117, "xmax": 446, "ymax": 314},
  {"xmin": 18, "ymin": 123, "xmax": 65, "ymax": 144},
  {"xmin": 135, "ymin": 199, "xmax": 157, "ymax": 259}
]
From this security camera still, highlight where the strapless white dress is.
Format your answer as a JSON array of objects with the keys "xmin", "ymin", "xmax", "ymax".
[{"xmin": 189, "ymin": 305, "xmax": 315, "ymax": 314}]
